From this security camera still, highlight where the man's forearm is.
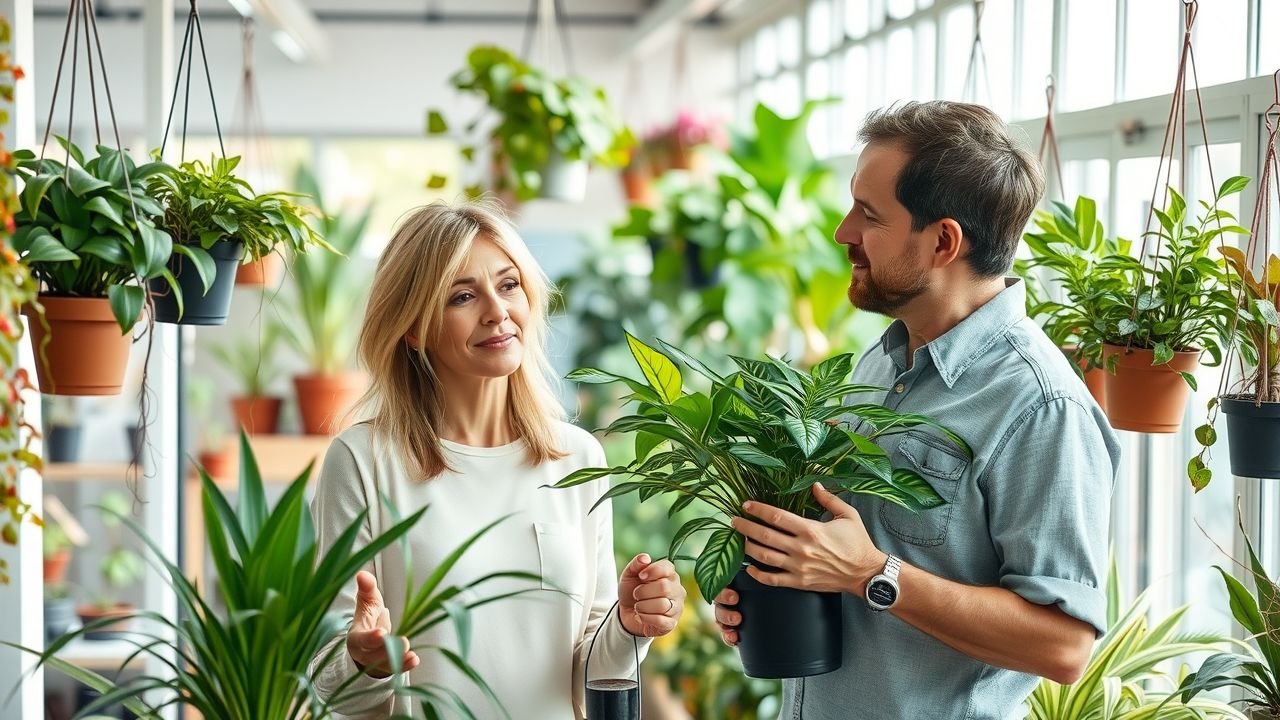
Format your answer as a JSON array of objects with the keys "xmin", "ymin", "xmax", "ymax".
[{"xmin": 857, "ymin": 559, "xmax": 1095, "ymax": 684}]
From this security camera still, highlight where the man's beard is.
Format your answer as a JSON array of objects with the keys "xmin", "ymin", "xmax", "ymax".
[{"xmin": 847, "ymin": 254, "xmax": 930, "ymax": 315}]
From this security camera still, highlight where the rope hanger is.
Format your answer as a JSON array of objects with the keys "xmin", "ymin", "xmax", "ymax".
[
  {"xmin": 1038, "ymin": 74, "xmax": 1065, "ymax": 200},
  {"xmin": 161, "ymin": 0, "xmax": 226, "ymax": 162},
  {"xmin": 519, "ymin": 0, "xmax": 575, "ymax": 75},
  {"xmin": 961, "ymin": 0, "xmax": 993, "ymax": 105}
]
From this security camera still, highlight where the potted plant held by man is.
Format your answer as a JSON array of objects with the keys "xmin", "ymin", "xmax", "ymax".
[
  {"xmin": 1092, "ymin": 179, "xmax": 1249, "ymax": 432},
  {"xmin": 555, "ymin": 332, "xmax": 968, "ymax": 678},
  {"xmin": 10, "ymin": 139, "xmax": 176, "ymax": 394}
]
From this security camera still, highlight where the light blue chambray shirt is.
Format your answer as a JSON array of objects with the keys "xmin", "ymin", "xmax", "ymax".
[{"xmin": 780, "ymin": 279, "xmax": 1119, "ymax": 720}]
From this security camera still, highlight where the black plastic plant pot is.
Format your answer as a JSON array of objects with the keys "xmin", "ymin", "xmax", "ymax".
[
  {"xmin": 1222, "ymin": 396, "xmax": 1280, "ymax": 479},
  {"xmin": 729, "ymin": 561, "xmax": 843, "ymax": 678},
  {"xmin": 150, "ymin": 239, "xmax": 244, "ymax": 326},
  {"xmin": 585, "ymin": 679, "xmax": 639, "ymax": 720},
  {"xmin": 45, "ymin": 425, "xmax": 82, "ymax": 463}
]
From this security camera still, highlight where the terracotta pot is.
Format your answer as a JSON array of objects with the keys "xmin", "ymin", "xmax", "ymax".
[
  {"xmin": 23, "ymin": 295, "xmax": 132, "ymax": 396},
  {"xmin": 76, "ymin": 602, "xmax": 133, "ymax": 640},
  {"xmin": 230, "ymin": 396, "xmax": 283, "ymax": 435},
  {"xmin": 294, "ymin": 372, "xmax": 367, "ymax": 436},
  {"xmin": 235, "ymin": 252, "xmax": 284, "ymax": 287},
  {"xmin": 197, "ymin": 450, "xmax": 234, "ymax": 480},
  {"xmin": 621, "ymin": 167, "xmax": 656, "ymax": 207},
  {"xmin": 1102, "ymin": 345, "xmax": 1200, "ymax": 433},
  {"xmin": 43, "ymin": 549, "xmax": 71, "ymax": 585}
]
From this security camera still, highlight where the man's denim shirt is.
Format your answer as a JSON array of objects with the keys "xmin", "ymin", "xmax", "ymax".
[{"xmin": 781, "ymin": 279, "xmax": 1120, "ymax": 720}]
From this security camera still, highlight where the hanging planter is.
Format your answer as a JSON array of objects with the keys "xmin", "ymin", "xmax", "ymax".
[
  {"xmin": 235, "ymin": 251, "xmax": 283, "ymax": 287},
  {"xmin": 1219, "ymin": 397, "xmax": 1280, "ymax": 479},
  {"xmin": 23, "ymin": 297, "xmax": 134, "ymax": 396},
  {"xmin": 540, "ymin": 148, "xmax": 589, "ymax": 202},
  {"xmin": 1102, "ymin": 345, "xmax": 1201, "ymax": 433},
  {"xmin": 149, "ymin": 239, "xmax": 242, "ymax": 325},
  {"xmin": 729, "ymin": 560, "xmax": 842, "ymax": 678},
  {"xmin": 426, "ymin": 45, "xmax": 634, "ymax": 205}
]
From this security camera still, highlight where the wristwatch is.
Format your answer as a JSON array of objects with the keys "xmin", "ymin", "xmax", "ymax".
[{"xmin": 865, "ymin": 554, "xmax": 902, "ymax": 611}]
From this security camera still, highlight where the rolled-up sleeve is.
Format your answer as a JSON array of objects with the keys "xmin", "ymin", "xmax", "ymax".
[{"xmin": 981, "ymin": 395, "xmax": 1115, "ymax": 635}]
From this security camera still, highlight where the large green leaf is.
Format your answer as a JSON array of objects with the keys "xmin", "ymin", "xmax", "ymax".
[
  {"xmin": 781, "ymin": 415, "xmax": 825, "ymax": 457},
  {"xmin": 173, "ymin": 244, "xmax": 216, "ymax": 294},
  {"xmin": 694, "ymin": 528, "xmax": 744, "ymax": 603},
  {"xmin": 727, "ymin": 443, "xmax": 785, "ymax": 469},
  {"xmin": 106, "ymin": 284, "xmax": 144, "ymax": 334},
  {"xmin": 625, "ymin": 331, "xmax": 683, "ymax": 403}
]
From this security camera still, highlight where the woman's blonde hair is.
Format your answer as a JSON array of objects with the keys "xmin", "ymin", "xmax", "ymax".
[{"xmin": 354, "ymin": 199, "xmax": 566, "ymax": 478}]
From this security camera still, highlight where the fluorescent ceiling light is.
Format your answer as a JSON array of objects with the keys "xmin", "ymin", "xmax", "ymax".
[{"xmin": 226, "ymin": 0, "xmax": 329, "ymax": 63}]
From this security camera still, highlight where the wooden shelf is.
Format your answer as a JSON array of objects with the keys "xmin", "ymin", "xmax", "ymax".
[
  {"xmin": 192, "ymin": 434, "xmax": 333, "ymax": 487},
  {"xmin": 42, "ymin": 463, "xmax": 134, "ymax": 483}
]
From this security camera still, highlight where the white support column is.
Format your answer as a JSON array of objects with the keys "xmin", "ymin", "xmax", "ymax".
[
  {"xmin": 0, "ymin": 1, "xmax": 41, "ymax": 718},
  {"xmin": 142, "ymin": 2, "xmax": 178, "ymax": 719}
]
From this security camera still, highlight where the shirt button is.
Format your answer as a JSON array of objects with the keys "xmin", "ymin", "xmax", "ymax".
[{"xmin": 894, "ymin": 383, "xmax": 905, "ymax": 394}]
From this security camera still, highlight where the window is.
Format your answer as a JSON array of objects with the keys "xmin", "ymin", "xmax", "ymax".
[
  {"xmin": 1193, "ymin": 0, "xmax": 1248, "ymax": 87},
  {"xmin": 941, "ymin": 3, "xmax": 974, "ymax": 100},
  {"xmin": 846, "ymin": 0, "xmax": 870, "ymax": 40},
  {"xmin": 808, "ymin": 0, "xmax": 835, "ymax": 56},
  {"xmin": 1123, "ymin": 0, "xmax": 1178, "ymax": 101},
  {"xmin": 1261, "ymin": 1, "xmax": 1280, "ymax": 76},
  {"xmin": 1063, "ymin": 0, "xmax": 1116, "ymax": 110},
  {"xmin": 1015, "ymin": 0, "xmax": 1053, "ymax": 119}
]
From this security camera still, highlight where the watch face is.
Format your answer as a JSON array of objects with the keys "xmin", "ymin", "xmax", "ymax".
[{"xmin": 868, "ymin": 579, "xmax": 898, "ymax": 607}]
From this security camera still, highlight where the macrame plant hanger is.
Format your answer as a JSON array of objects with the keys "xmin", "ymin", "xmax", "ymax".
[
  {"xmin": 960, "ymin": 0, "xmax": 993, "ymax": 104},
  {"xmin": 161, "ymin": 0, "xmax": 226, "ymax": 163},
  {"xmin": 41, "ymin": 0, "xmax": 159, "ymax": 493},
  {"xmin": 233, "ymin": 18, "xmax": 274, "ymax": 189},
  {"xmin": 520, "ymin": 0, "xmax": 575, "ymax": 75},
  {"xmin": 1038, "ymin": 74, "xmax": 1066, "ymax": 201}
]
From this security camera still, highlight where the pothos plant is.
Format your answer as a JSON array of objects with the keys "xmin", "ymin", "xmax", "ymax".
[
  {"xmin": 1091, "ymin": 178, "xmax": 1251, "ymax": 384},
  {"xmin": 554, "ymin": 332, "xmax": 970, "ymax": 602},
  {"xmin": 426, "ymin": 44, "xmax": 634, "ymax": 201},
  {"xmin": 11, "ymin": 138, "xmax": 177, "ymax": 332}
]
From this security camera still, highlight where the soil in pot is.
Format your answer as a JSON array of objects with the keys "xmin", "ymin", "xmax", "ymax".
[
  {"xmin": 728, "ymin": 560, "xmax": 843, "ymax": 678},
  {"xmin": 1221, "ymin": 395, "xmax": 1280, "ymax": 479}
]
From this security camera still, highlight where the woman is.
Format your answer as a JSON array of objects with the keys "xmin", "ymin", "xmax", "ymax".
[{"xmin": 309, "ymin": 199, "xmax": 685, "ymax": 719}]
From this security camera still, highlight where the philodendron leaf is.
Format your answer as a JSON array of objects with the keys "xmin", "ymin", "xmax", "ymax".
[
  {"xmin": 1187, "ymin": 456, "xmax": 1212, "ymax": 491},
  {"xmin": 1117, "ymin": 318, "xmax": 1139, "ymax": 336},
  {"xmin": 625, "ymin": 331, "xmax": 682, "ymax": 403},
  {"xmin": 1180, "ymin": 372, "xmax": 1198, "ymax": 391},
  {"xmin": 1153, "ymin": 342, "xmax": 1174, "ymax": 365},
  {"xmin": 1195, "ymin": 423, "xmax": 1217, "ymax": 447},
  {"xmin": 694, "ymin": 527, "xmax": 744, "ymax": 603},
  {"xmin": 890, "ymin": 469, "xmax": 945, "ymax": 509},
  {"xmin": 106, "ymin": 284, "xmax": 144, "ymax": 334},
  {"xmin": 781, "ymin": 415, "xmax": 825, "ymax": 458},
  {"xmin": 727, "ymin": 443, "xmax": 785, "ymax": 469}
]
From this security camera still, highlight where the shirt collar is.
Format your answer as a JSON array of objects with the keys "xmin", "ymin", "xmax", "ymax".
[{"xmin": 877, "ymin": 278, "xmax": 1028, "ymax": 388}]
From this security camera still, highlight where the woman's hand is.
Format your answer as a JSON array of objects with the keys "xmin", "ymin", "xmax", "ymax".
[
  {"xmin": 617, "ymin": 554, "xmax": 685, "ymax": 637},
  {"xmin": 346, "ymin": 571, "xmax": 420, "ymax": 678}
]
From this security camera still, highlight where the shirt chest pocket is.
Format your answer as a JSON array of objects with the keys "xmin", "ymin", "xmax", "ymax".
[
  {"xmin": 879, "ymin": 432, "xmax": 969, "ymax": 547},
  {"xmin": 534, "ymin": 522, "xmax": 587, "ymax": 603}
]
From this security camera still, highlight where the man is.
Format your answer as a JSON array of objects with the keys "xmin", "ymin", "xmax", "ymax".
[{"xmin": 714, "ymin": 101, "xmax": 1119, "ymax": 719}]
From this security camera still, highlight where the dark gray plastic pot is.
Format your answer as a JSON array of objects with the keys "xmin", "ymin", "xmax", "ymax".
[
  {"xmin": 1222, "ymin": 396, "xmax": 1280, "ymax": 479},
  {"xmin": 728, "ymin": 561, "xmax": 843, "ymax": 678},
  {"xmin": 150, "ymin": 239, "xmax": 243, "ymax": 325}
]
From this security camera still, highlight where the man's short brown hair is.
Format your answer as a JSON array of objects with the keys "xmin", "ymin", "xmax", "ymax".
[{"xmin": 858, "ymin": 101, "xmax": 1045, "ymax": 277}]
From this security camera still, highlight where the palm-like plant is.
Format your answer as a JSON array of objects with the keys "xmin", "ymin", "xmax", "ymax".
[
  {"xmin": 1026, "ymin": 559, "xmax": 1242, "ymax": 720},
  {"xmin": 8, "ymin": 432, "xmax": 533, "ymax": 719},
  {"xmin": 284, "ymin": 167, "xmax": 371, "ymax": 374},
  {"xmin": 211, "ymin": 317, "xmax": 287, "ymax": 398},
  {"xmin": 554, "ymin": 332, "xmax": 968, "ymax": 602}
]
